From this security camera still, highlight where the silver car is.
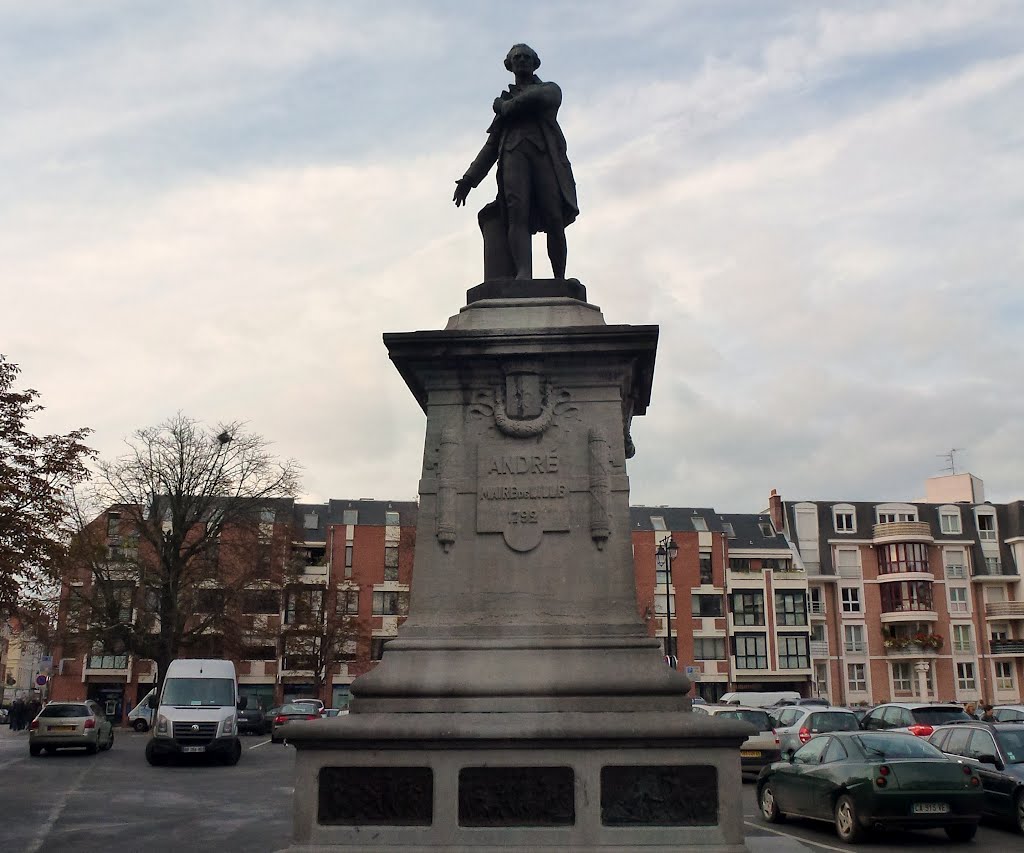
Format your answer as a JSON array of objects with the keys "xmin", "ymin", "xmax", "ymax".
[
  {"xmin": 772, "ymin": 706, "xmax": 860, "ymax": 755},
  {"xmin": 29, "ymin": 700, "xmax": 114, "ymax": 756}
]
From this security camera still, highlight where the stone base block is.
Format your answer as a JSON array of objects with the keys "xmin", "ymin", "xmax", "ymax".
[{"xmin": 285, "ymin": 712, "xmax": 751, "ymax": 852}]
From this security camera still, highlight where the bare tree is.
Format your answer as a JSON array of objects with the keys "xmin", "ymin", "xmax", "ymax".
[{"xmin": 58, "ymin": 413, "xmax": 300, "ymax": 697}]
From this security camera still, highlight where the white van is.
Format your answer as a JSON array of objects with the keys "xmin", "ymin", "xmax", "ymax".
[
  {"xmin": 719, "ymin": 691, "xmax": 801, "ymax": 708},
  {"xmin": 145, "ymin": 659, "xmax": 245, "ymax": 766},
  {"xmin": 127, "ymin": 688, "xmax": 156, "ymax": 731}
]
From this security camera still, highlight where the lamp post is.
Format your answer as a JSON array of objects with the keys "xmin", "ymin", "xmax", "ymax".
[{"xmin": 656, "ymin": 535, "xmax": 679, "ymax": 669}]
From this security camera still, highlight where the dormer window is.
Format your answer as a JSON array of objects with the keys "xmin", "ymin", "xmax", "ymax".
[
  {"xmin": 939, "ymin": 507, "xmax": 961, "ymax": 535},
  {"xmin": 691, "ymin": 516, "xmax": 708, "ymax": 532},
  {"xmin": 977, "ymin": 512, "xmax": 997, "ymax": 541},
  {"xmin": 833, "ymin": 505, "xmax": 856, "ymax": 534}
]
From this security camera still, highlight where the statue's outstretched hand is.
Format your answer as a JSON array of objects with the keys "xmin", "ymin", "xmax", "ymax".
[{"xmin": 453, "ymin": 179, "xmax": 471, "ymax": 207}]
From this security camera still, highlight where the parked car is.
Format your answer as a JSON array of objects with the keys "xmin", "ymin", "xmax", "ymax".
[
  {"xmin": 991, "ymin": 704, "xmax": 1024, "ymax": 723},
  {"xmin": 127, "ymin": 689, "xmax": 155, "ymax": 732},
  {"xmin": 757, "ymin": 731, "xmax": 984, "ymax": 843},
  {"xmin": 695, "ymin": 705, "xmax": 780, "ymax": 779},
  {"xmin": 237, "ymin": 704, "xmax": 271, "ymax": 735},
  {"xmin": 322, "ymin": 708, "xmax": 349, "ymax": 718},
  {"xmin": 773, "ymin": 706, "xmax": 860, "ymax": 755},
  {"xmin": 29, "ymin": 700, "xmax": 114, "ymax": 756},
  {"xmin": 859, "ymin": 702, "xmax": 972, "ymax": 737},
  {"xmin": 290, "ymin": 698, "xmax": 325, "ymax": 716},
  {"xmin": 271, "ymin": 703, "xmax": 321, "ymax": 744},
  {"xmin": 929, "ymin": 720, "xmax": 1024, "ymax": 833}
]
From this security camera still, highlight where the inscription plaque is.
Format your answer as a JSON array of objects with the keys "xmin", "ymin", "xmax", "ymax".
[
  {"xmin": 459, "ymin": 766, "xmax": 575, "ymax": 826},
  {"xmin": 319, "ymin": 766, "xmax": 433, "ymax": 825},
  {"xmin": 600, "ymin": 765, "xmax": 718, "ymax": 826},
  {"xmin": 476, "ymin": 448, "xmax": 569, "ymax": 551}
]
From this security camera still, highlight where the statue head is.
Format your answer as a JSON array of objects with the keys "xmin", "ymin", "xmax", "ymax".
[{"xmin": 504, "ymin": 44, "xmax": 541, "ymax": 74}]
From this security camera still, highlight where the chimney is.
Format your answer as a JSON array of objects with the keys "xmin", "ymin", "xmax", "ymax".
[{"xmin": 768, "ymin": 488, "xmax": 784, "ymax": 534}]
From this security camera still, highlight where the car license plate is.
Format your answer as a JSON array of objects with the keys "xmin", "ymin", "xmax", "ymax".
[
  {"xmin": 913, "ymin": 803, "xmax": 949, "ymax": 814},
  {"xmin": 182, "ymin": 745, "xmax": 206, "ymax": 753},
  {"xmin": 740, "ymin": 751, "xmax": 762, "ymax": 758},
  {"xmin": 51, "ymin": 725, "xmax": 76, "ymax": 732}
]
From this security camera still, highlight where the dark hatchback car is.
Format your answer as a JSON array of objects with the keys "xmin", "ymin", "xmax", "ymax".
[
  {"xmin": 271, "ymin": 703, "xmax": 320, "ymax": 744},
  {"xmin": 929, "ymin": 721, "xmax": 1024, "ymax": 833},
  {"xmin": 757, "ymin": 731, "xmax": 983, "ymax": 843},
  {"xmin": 236, "ymin": 704, "xmax": 271, "ymax": 735}
]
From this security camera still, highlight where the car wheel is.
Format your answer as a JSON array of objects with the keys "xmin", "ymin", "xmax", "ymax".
[
  {"xmin": 1014, "ymin": 790, "xmax": 1024, "ymax": 834},
  {"xmin": 132, "ymin": 719, "xmax": 148, "ymax": 733},
  {"xmin": 222, "ymin": 740, "xmax": 242, "ymax": 766},
  {"xmin": 944, "ymin": 823, "xmax": 978, "ymax": 842},
  {"xmin": 145, "ymin": 741, "xmax": 164, "ymax": 766},
  {"xmin": 759, "ymin": 784, "xmax": 785, "ymax": 823},
  {"xmin": 85, "ymin": 742, "xmax": 98, "ymax": 755},
  {"xmin": 834, "ymin": 793, "xmax": 864, "ymax": 843},
  {"xmin": 271, "ymin": 736, "xmax": 281, "ymax": 744},
  {"xmin": 29, "ymin": 744, "xmax": 42, "ymax": 757},
  {"xmin": 104, "ymin": 730, "xmax": 114, "ymax": 751}
]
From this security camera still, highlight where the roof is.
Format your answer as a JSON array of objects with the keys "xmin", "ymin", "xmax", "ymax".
[{"xmin": 629, "ymin": 506, "xmax": 790, "ymax": 551}]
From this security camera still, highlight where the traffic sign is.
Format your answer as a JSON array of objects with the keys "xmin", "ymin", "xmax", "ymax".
[{"xmin": 35, "ymin": 675, "xmax": 48, "ymax": 686}]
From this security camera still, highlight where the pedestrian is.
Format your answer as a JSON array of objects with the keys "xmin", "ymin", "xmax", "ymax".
[
  {"xmin": 980, "ymin": 704, "xmax": 996, "ymax": 722},
  {"xmin": 964, "ymin": 702, "xmax": 978, "ymax": 719},
  {"xmin": 11, "ymin": 698, "xmax": 24, "ymax": 731}
]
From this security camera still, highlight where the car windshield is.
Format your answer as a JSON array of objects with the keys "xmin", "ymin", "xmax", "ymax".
[
  {"xmin": 996, "ymin": 730, "xmax": 1024, "ymax": 764},
  {"xmin": 162, "ymin": 677, "xmax": 235, "ymax": 707},
  {"xmin": 718, "ymin": 710, "xmax": 772, "ymax": 730},
  {"xmin": 912, "ymin": 707, "xmax": 972, "ymax": 725},
  {"xmin": 855, "ymin": 733, "xmax": 945, "ymax": 759},
  {"xmin": 808, "ymin": 712, "xmax": 860, "ymax": 732},
  {"xmin": 279, "ymin": 704, "xmax": 316, "ymax": 715},
  {"xmin": 39, "ymin": 704, "xmax": 90, "ymax": 718}
]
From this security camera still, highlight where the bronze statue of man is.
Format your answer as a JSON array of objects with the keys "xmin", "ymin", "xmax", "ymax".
[{"xmin": 454, "ymin": 44, "xmax": 579, "ymax": 280}]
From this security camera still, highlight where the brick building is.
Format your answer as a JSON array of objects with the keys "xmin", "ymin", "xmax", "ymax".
[{"xmin": 769, "ymin": 474, "xmax": 1024, "ymax": 706}]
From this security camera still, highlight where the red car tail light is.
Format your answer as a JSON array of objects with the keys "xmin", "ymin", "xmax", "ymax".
[
  {"xmin": 878, "ymin": 765, "xmax": 890, "ymax": 776},
  {"xmin": 962, "ymin": 765, "xmax": 972, "ymax": 775},
  {"xmin": 84, "ymin": 718, "xmax": 96, "ymax": 729},
  {"xmin": 305, "ymin": 715, "xmax": 317, "ymax": 720},
  {"xmin": 798, "ymin": 727, "xmax": 811, "ymax": 744},
  {"xmin": 970, "ymin": 776, "xmax": 980, "ymax": 787},
  {"xmin": 907, "ymin": 724, "xmax": 933, "ymax": 737},
  {"xmin": 30, "ymin": 720, "xmax": 39, "ymax": 730},
  {"xmin": 274, "ymin": 715, "xmax": 288, "ymax": 724}
]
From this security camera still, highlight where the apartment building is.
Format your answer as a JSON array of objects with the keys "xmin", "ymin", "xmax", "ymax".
[
  {"xmin": 630, "ymin": 506, "xmax": 810, "ymax": 703},
  {"xmin": 49, "ymin": 498, "xmax": 416, "ymax": 715},
  {"xmin": 769, "ymin": 474, "xmax": 1024, "ymax": 706}
]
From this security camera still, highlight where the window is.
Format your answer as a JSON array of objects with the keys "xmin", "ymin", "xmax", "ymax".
[
  {"xmin": 948, "ymin": 587, "xmax": 968, "ymax": 614},
  {"xmin": 342, "ymin": 510, "xmax": 359, "ymax": 526},
  {"xmin": 303, "ymin": 512, "xmax": 319, "ymax": 530},
  {"xmin": 654, "ymin": 594, "xmax": 675, "ymax": 617},
  {"xmin": 385, "ymin": 511, "xmax": 400, "ymax": 526},
  {"xmin": 763, "ymin": 558, "xmax": 793, "ymax": 572},
  {"xmin": 691, "ymin": 595, "xmax": 723, "ymax": 618},
  {"xmin": 996, "ymin": 661, "xmax": 1014, "ymax": 690},
  {"xmin": 693, "ymin": 637, "xmax": 726, "ymax": 660},
  {"xmin": 952, "ymin": 624, "xmax": 972, "ymax": 653},
  {"xmin": 840, "ymin": 587, "xmax": 861, "ymax": 613},
  {"xmin": 835, "ymin": 547, "xmax": 860, "ymax": 577},
  {"xmin": 939, "ymin": 509, "xmax": 961, "ymax": 534},
  {"xmin": 721, "ymin": 522, "xmax": 735, "ymax": 538},
  {"xmin": 241, "ymin": 589, "xmax": 279, "ymax": 614},
  {"xmin": 691, "ymin": 516, "xmax": 708, "ymax": 532},
  {"xmin": 98, "ymin": 582, "xmax": 134, "ymax": 622},
  {"xmin": 880, "ymin": 580, "xmax": 934, "ymax": 613},
  {"xmin": 847, "ymin": 663, "xmax": 866, "ymax": 692},
  {"xmin": 823, "ymin": 738, "xmax": 849, "ymax": 764},
  {"xmin": 734, "ymin": 634, "xmax": 767, "ymax": 669},
  {"xmin": 336, "ymin": 588, "xmax": 360, "ymax": 616},
  {"xmin": 650, "ymin": 515, "xmax": 666, "ymax": 530},
  {"xmin": 337, "ymin": 639, "xmax": 357, "ymax": 662},
  {"xmin": 984, "ymin": 556, "xmax": 1001, "ymax": 574},
  {"xmin": 944, "ymin": 548, "xmax": 966, "ymax": 577},
  {"xmin": 241, "ymin": 643, "xmax": 277, "ymax": 660},
  {"xmin": 774, "ymin": 591, "xmax": 807, "ymax": 626},
  {"xmin": 698, "ymin": 554, "xmax": 713, "ymax": 584},
  {"xmin": 956, "ymin": 662, "xmax": 976, "ymax": 692},
  {"xmin": 284, "ymin": 588, "xmax": 324, "ymax": 625},
  {"xmin": 370, "ymin": 638, "xmax": 391, "ymax": 660},
  {"xmin": 878, "ymin": 508, "xmax": 916, "ymax": 523},
  {"xmin": 384, "ymin": 545, "xmax": 399, "ymax": 581},
  {"xmin": 844, "ymin": 624, "xmax": 865, "ymax": 653},
  {"xmin": 106, "ymin": 511, "xmax": 121, "ymax": 539},
  {"xmin": 892, "ymin": 662, "xmax": 913, "ymax": 693},
  {"xmin": 814, "ymin": 663, "xmax": 828, "ymax": 697},
  {"xmin": 655, "ymin": 552, "xmax": 669, "ymax": 586},
  {"xmin": 977, "ymin": 513, "xmax": 996, "ymax": 541},
  {"xmin": 731, "ymin": 591, "xmax": 764, "ymax": 625},
  {"xmin": 259, "ymin": 509, "xmax": 275, "ymax": 542},
  {"xmin": 878, "ymin": 542, "xmax": 930, "ymax": 574},
  {"xmin": 729, "ymin": 557, "xmax": 752, "ymax": 572},
  {"xmin": 759, "ymin": 521, "xmax": 775, "ymax": 537},
  {"xmin": 809, "ymin": 587, "xmax": 824, "ymax": 616},
  {"xmin": 833, "ymin": 508, "xmax": 855, "ymax": 533},
  {"xmin": 344, "ymin": 543, "xmax": 353, "ymax": 577},
  {"xmin": 372, "ymin": 591, "xmax": 409, "ymax": 616},
  {"xmin": 778, "ymin": 634, "xmax": 810, "ymax": 669}
]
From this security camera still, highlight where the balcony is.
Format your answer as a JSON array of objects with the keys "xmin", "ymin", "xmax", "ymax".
[
  {"xmin": 985, "ymin": 602, "xmax": 1024, "ymax": 619},
  {"xmin": 872, "ymin": 521, "xmax": 933, "ymax": 545},
  {"xmin": 972, "ymin": 563, "xmax": 1018, "ymax": 581},
  {"xmin": 944, "ymin": 565, "xmax": 966, "ymax": 580},
  {"xmin": 883, "ymin": 643, "xmax": 941, "ymax": 658},
  {"xmin": 85, "ymin": 655, "xmax": 128, "ymax": 671},
  {"xmin": 809, "ymin": 640, "xmax": 829, "ymax": 657},
  {"xmin": 990, "ymin": 639, "xmax": 1024, "ymax": 655},
  {"xmin": 809, "ymin": 602, "xmax": 827, "ymax": 619},
  {"xmin": 879, "ymin": 608, "xmax": 938, "ymax": 624}
]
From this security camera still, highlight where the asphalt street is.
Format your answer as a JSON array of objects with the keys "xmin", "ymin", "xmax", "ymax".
[{"xmin": 1, "ymin": 726, "xmax": 1021, "ymax": 852}]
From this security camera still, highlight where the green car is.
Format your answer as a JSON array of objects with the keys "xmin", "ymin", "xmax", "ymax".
[{"xmin": 757, "ymin": 731, "xmax": 983, "ymax": 843}]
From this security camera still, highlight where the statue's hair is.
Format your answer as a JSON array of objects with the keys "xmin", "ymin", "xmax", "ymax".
[{"xmin": 505, "ymin": 43, "xmax": 541, "ymax": 73}]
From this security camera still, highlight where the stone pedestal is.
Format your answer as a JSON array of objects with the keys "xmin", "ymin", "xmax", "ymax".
[{"xmin": 283, "ymin": 280, "xmax": 754, "ymax": 851}]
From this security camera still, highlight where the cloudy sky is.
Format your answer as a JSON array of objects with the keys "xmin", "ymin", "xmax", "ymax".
[{"xmin": 4, "ymin": 0, "xmax": 1022, "ymax": 513}]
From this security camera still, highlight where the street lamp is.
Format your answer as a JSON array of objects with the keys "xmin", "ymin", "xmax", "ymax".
[{"xmin": 656, "ymin": 535, "xmax": 679, "ymax": 668}]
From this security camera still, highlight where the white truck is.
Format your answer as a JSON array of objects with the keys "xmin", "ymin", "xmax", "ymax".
[{"xmin": 145, "ymin": 658, "xmax": 246, "ymax": 766}]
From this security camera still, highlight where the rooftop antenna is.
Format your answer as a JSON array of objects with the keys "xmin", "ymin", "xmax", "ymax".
[{"xmin": 937, "ymin": 448, "xmax": 965, "ymax": 475}]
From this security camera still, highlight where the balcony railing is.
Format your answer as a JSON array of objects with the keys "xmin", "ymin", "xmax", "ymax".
[
  {"xmin": 986, "ymin": 602, "xmax": 1024, "ymax": 618},
  {"xmin": 990, "ymin": 639, "xmax": 1024, "ymax": 654},
  {"xmin": 809, "ymin": 640, "xmax": 829, "ymax": 657},
  {"xmin": 973, "ymin": 563, "xmax": 1017, "ymax": 578},
  {"xmin": 86, "ymin": 655, "xmax": 128, "ymax": 670},
  {"xmin": 945, "ymin": 565, "xmax": 966, "ymax": 579},
  {"xmin": 809, "ymin": 601, "xmax": 826, "ymax": 617},
  {"xmin": 872, "ymin": 521, "xmax": 933, "ymax": 544}
]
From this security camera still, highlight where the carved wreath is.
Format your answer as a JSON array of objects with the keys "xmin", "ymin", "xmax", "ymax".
[{"xmin": 494, "ymin": 381, "xmax": 555, "ymax": 437}]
